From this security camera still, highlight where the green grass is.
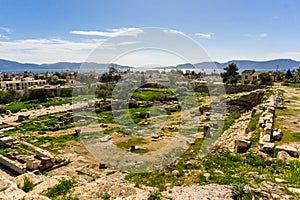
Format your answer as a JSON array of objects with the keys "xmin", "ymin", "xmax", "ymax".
[
  {"xmin": 97, "ymin": 111, "xmax": 115, "ymax": 124},
  {"xmin": 287, "ymin": 83, "xmax": 300, "ymax": 88},
  {"xmin": 0, "ymin": 149, "xmax": 8, "ymax": 156},
  {"xmin": 223, "ymin": 112, "xmax": 241, "ymax": 132},
  {"xmin": 246, "ymin": 113, "xmax": 261, "ymax": 133},
  {"xmin": 6, "ymin": 98, "xmax": 71, "ymax": 113},
  {"xmin": 125, "ymin": 138, "xmax": 300, "ymax": 194},
  {"xmin": 47, "ymin": 179, "xmax": 76, "ymax": 198},
  {"xmin": 130, "ymin": 89, "xmax": 174, "ymax": 101},
  {"xmin": 18, "ymin": 176, "xmax": 35, "ymax": 192},
  {"xmin": 26, "ymin": 134, "xmax": 79, "ymax": 153}
]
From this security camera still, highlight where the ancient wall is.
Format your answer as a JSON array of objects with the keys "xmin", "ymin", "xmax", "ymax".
[
  {"xmin": 226, "ymin": 90, "xmax": 265, "ymax": 113},
  {"xmin": 0, "ymin": 154, "xmax": 25, "ymax": 174}
]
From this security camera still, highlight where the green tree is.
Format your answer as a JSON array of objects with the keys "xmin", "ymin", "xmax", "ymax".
[
  {"xmin": 259, "ymin": 72, "xmax": 272, "ymax": 85},
  {"xmin": 28, "ymin": 89, "xmax": 54, "ymax": 102},
  {"xmin": 285, "ymin": 69, "xmax": 293, "ymax": 80},
  {"xmin": 221, "ymin": 63, "xmax": 240, "ymax": 85},
  {"xmin": 60, "ymin": 88, "xmax": 73, "ymax": 97}
]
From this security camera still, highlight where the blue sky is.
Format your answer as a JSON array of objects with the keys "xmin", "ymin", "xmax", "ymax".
[{"xmin": 0, "ymin": 0, "xmax": 300, "ymax": 65}]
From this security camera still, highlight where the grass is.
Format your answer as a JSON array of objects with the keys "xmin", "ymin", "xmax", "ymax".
[
  {"xmin": 18, "ymin": 176, "xmax": 35, "ymax": 192},
  {"xmin": 26, "ymin": 134, "xmax": 79, "ymax": 153},
  {"xmin": 47, "ymin": 179, "xmax": 76, "ymax": 198},
  {"xmin": 6, "ymin": 98, "xmax": 71, "ymax": 113},
  {"xmin": 246, "ymin": 113, "xmax": 261, "ymax": 133},
  {"xmin": 116, "ymin": 137, "xmax": 147, "ymax": 149},
  {"xmin": 125, "ymin": 138, "xmax": 300, "ymax": 194},
  {"xmin": 222, "ymin": 112, "xmax": 241, "ymax": 132},
  {"xmin": 97, "ymin": 111, "xmax": 115, "ymax": 124},
  {"xmin": 0, "ymin": 149, "xmax": 8, "ymax": 156},
  {"xmin": 287, "ymin": 83, "xmax": 300, "ymax": 88},
  {"xmin": 130, "ymin": 89, "xmax": 174, "ymax": 101}
]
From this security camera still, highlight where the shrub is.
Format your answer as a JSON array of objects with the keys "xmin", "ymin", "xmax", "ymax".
[
  {"xmin": 18, "ymin": 176, "xmax": 35, "ymax": 192},
  {"xmin": 147, "ymin": 191, "xmax": 161, "ymax": 200},
  {"xmin": 47, "ymin": 179, "xmax": 76, "ymax": 198}
]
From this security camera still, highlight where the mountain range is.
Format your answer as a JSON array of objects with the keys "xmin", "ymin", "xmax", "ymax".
[{"xmin": 0, "ymin": 58, "xmax": 299, "ymax": 73}]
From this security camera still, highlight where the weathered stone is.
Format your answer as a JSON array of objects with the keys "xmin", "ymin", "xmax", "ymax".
[
  {"xmin": 288, "ymin": 187, "xmax": 300, "ymax": 194},
  {"xmin": 0, "ymin": 136, "xmax": 13, "ymax": 145},
  {"xmin": 203, "ymin": 173, "xmax": 210, "ymax": 181},
  {"xmin": 260, "ymin": 134, "xmax": 271, "ymax": 144},
  {"xmin": 273, "ymin": 130, "xmax": 283, "ymax": 141},
  {"xmin": 276, "ymin": 145, "xmax": 299, "ymax": 157},
  {"xmin": 99, "ymin": 137, "xmax": 109, "ymax": 142},
  {"xmin": 275, "ymin": 178, "xmax": 288, "ymax": 183},
  {"xmin": 234, "ymin": 139, "xmax": 251, "ymax": 153},
  {"xmin": 26, "ymin": 158, "xmax": 41, "ymax": 170},
  {"xmin": 277, "ymin": 151, "xmax": 291, "ymax": 162},
  {"xmin": 260, "ymin": 142, "xmax": 275, "ymax": 153}
]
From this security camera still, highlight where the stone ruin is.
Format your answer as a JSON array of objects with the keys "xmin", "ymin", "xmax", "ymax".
[
  {"xmin": 258, "ymin": 91, "xmax": 279, "ymax": 153},
  {"xmin": 257, "ymin": 90, "xmax": 298, "ymax": 158},
  {"xmin": 0, "ymin": 139, "xmax": 67, "ymax": 175}
]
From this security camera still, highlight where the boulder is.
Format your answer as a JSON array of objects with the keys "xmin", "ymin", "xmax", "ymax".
[
  {"xmin": 260, "ymin": 134, "xmax": 271, "ymax": 144},
  {"xmin": 0, "ymin": 136, "xmax": 13, "ymax": 145},
  {"xmin": 277, "ymin": 151, "xmax": 291, "ymax": 162},
  {"xmin": 260, "ymin": 142, "xmax": 275, "ymax": 153},
  {"xmin": 288, "ymin": 187, "xmax": 300, "ymax": 194},
  {"xmin": 276, "ymin": 145, "xmax": 299, "ymax": 157},
  {"xmin": 275, "ymin": 178, "xmax": 288, "ymax": 183},
  {"xmin": 234, "ymin": 139, "xmax": 251, "ymax": 153},
  {"xmin": 273, "ymin": 130, "xmax": 283, "ymax": 141}
]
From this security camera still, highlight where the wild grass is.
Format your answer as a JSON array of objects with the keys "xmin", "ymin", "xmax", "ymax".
[
  {"xmin": 46, "ymin": 179, "xmax": 76, "ymax": 198},
  {"xmin": 6, "ymin": 98, "xmax": 71, "ymax": 113},
  {"xmin": 125, "ymin": 141, "xmax": 300, "ymax": 194},
  {"xmin": 18, "ymin": 176, "xmax": 35, "ymax": 192}
]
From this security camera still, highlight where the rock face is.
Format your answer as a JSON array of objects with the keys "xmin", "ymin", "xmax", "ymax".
[
  {"xmin": 227, "ymin": 90, "xmax": 265, "ymax": 113},
  {"xmin": 163, "ymin": 184, "xmax": 232, "ymax": 200}
]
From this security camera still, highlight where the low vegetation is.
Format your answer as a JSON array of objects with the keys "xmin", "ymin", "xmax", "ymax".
[
  {"xmin": 18, "ymin": 176, "xmax": 35, "ymax": 193},
  {"xmin": 46, "ymin": 179, "xmax": 76, "ymax": 199}
]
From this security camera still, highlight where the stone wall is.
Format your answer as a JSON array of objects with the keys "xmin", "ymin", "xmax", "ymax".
[
  {"xmin": 0, "ymin": 154, "xmax": 25, "ymax": 174},
  {"xmin": 194, "ymin": 85, "xmax": 259, "ymax": 94},
  {"xmin": 226, "ymin": 90, "xmax": 265, "ymax": 113}
]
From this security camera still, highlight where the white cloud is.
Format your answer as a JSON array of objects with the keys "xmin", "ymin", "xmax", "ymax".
[
  {"xmin": 0, "ymin": 34, "xmax": 9, "ymax": 40},
  {"xmin": 0, "ymin": 27, "xmax": 11, "ymax": 34},
  {"xmin": 259, "ymin": 33, "xmax": 268, "ymax": 38},
  {"xmin": 245, "ymin": 33, "xmax": 269, "ymax": 40},
  {"xmin": 0, "ymin": 38, "xmax": 141, "ymax": 63},
  {"xmin": 163, "ymin": 29, "xmax": 185, "ymax": 35},
  {"xmin": 70, "ymin": 27, "xmax": 143, "ymax": 37},
  {"xmin": 195, "ymin": 32, "xmax": 214, "ymax": 39}
]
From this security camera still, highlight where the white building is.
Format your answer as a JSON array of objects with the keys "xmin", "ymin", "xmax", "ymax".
[{"xmin": 0, "ymin": 77, "xmax": 46, "ymax": 91}]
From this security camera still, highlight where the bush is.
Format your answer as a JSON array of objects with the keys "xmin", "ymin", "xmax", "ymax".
[
  {"xmin": 47, "ymin": 179, "xmax": 76, "ymax": 198},
  {"xmin": 18, "ymin": 176, "xmax": 35, "ymax": 192},
  {"xmin": 147, "ymin": 191, "xmax": 161, "ymax": 200}
]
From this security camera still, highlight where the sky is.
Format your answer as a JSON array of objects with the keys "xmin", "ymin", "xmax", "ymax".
[{"xmin": 0, "ymin": 0, "xmax": 300, "ymax": 66}]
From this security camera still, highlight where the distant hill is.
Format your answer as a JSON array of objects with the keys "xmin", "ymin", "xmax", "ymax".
[
  {"xmin": 191, "ymin": 59, "xmax": 300, "ymax": 72},
  {"xmin": 0, "ymin": 58, "xmax": 299, "ymax": 73},
  {"xmin": 0, "ymin": 59, "xmax": 132, "ymax": 72}
]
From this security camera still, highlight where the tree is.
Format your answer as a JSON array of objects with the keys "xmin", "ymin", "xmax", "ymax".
[
  {"xmin": 259, "ymin": 73, "xmax": 272, "ymax": 85},
  {"xmin": 221, "ymin": 63, "xmax": 240, "ymax": 85},
  {"xmin": 28, "ymin": 89, "xmax": 54, "ymax": 102},
  {"xmin": 285, "ymin": 69, "xmax": 293, "ymax": 80}
]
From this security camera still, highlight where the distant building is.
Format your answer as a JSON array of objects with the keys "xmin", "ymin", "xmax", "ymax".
[
  {"xmin": 0, "ymin": 77, "xmax": 46, "ymax": 91},
  {"xmin": 241, "ymin": 70, "xmax": 266, "ymax": 85}
]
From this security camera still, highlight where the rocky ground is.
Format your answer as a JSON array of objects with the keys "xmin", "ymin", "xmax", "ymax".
[{"xmin": 1, "ymin": 86, "xmax": 300, "ymax": 199}]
